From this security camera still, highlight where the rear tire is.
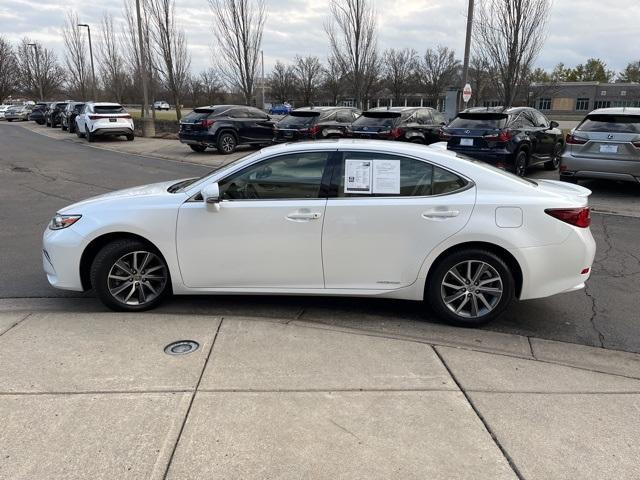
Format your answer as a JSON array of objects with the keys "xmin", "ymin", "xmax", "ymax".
[
  {"xmin": 544, "ymin": 142, "xmax": 562, "ymax": 170},
  {"xmin": 426, "ymin": 249, "xmax": 515, "ymax": 327},
  {"xmin": 217, "ymin": 132, "xmax": 237, "ymax": 154},
  {"xmin": 189, "ymin": 144, "xmax": 207, "ymax": 153},
  {"xmin": 126, "ymin": 134, "xmax": 135, "ymax": 141},
  {"xmin": 90, "ymin": 239, "xmax": 170, "ymax": 312},
  {"xmin": 514, "ymin": 150, "xmax": 528, "ymax": 177},
  {"xmin": 86, "ymin": 128, "xmax": 94, "ymax": 142}
]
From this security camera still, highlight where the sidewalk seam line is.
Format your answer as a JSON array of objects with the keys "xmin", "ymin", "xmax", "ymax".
[
  {"xmin": 161, "ymin": 316, "xmax": 223, "ymax": 480},
  {"xmin": 0, "ymin": 312, "xmax": 32, "ymax": 337},
  {"xmin": 432, "ymin": 346, "xmax": 526, "ymax": 480}
]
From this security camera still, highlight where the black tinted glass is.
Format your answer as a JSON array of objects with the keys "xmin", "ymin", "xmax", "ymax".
[
  {"xmin": 449, "ymin": 114, "xmax": 507, "ymax": 129},
  {"xmin": 183, "ymin": 110, "xmax": 212, "ymax": 122},
  {"xmin": 94, "ymin": 105, "xmax": 125, "ymax": 114},
  {"xmin": 578, "ymin": 115, "xmax": 640, "ymax": 133}
]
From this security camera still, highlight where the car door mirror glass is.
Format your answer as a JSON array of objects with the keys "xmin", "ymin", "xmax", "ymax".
[
  {"xmin": 202, "ymin": 182, "xmax": 220, "ymax": 205},
  {"xmin": 549, "ymin": 120, "xmax": 559, "ymax": 129}
]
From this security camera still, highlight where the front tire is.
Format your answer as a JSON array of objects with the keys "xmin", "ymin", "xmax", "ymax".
[
  {"xmin": 189, "ymin": 144, "xmax": 207, "ymax": 153},
  {"xmin": 90, "ymin": 239, "xmax": 170, "ymax": 312},
  {"xmin": 217, "ymin": 132, "xmax": 237, "ymax": 154},
  {"xmin": 544, "ymin": 142, "xmax": 562, "ymax": 170},
  {"xmin": 126, "ymin": 133, "xmax": 135, "ymax": 141},
  {"xmin": 426, "ymin": 249, "xmax": 515, "ymax": 327}
]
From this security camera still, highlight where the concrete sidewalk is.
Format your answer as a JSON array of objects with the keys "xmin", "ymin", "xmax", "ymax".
[{"xmin": 0, "ymin": 304, "xmax": 638, "ymax": 479}]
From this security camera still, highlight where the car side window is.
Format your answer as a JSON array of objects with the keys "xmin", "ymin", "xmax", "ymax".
[
  {"xmin": 230, "ymin": 109, "xmax": 248, "ymax": 118},
  {"xmin": 533, "ymin": 111, "xmax": 549, "ymax": 128},
  {"xmin": 418, "ymin": 111, "xmax": 433, "ymax": 125},
  {"xmin": 218, "ymin": 152, "xmax": 331, "ymax": 200},
  {"xmin": 246, "ymin": 108, "xmax": 268, "ymax": 120},
  {"xmin": 335, "ymin": 152, "xmax": 466, "ymax": 197}
]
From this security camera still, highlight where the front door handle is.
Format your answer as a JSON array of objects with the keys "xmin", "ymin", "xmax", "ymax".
[
  {"xmin": 422, "ymin": 210, "xmax": 460, "ymax": 219},
  {"xmin": 286, "ymin": 212, "xmax": 322, "ymax": 222}
]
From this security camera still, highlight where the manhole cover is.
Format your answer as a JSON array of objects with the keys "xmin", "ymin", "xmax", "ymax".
[
  {"xmin": 12, "ymin": 166, "xmax": 31, "ymax": 173},
  {"xmin": 164, "ymin": 340, "xmax": 199, "ymax": 355}
]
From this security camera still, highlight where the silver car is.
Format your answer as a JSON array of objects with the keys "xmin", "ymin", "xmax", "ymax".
[
  {"xmin": 4, "ymin": 105, "xmax": 32, "ymax": 122},
  {"xmin": 560, "ymin": 107, "xmax": 640, "ymax": 183}
]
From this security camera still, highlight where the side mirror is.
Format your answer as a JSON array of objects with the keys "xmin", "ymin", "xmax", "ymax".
[
  {"xmin": 202, "ymin": 182, "xmax": 220, "ymax": 207},
  {"xmin": 549, "ymin": 120, "xmax": 559, "ymax": 129}
]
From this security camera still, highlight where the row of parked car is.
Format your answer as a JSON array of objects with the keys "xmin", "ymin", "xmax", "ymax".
[
  {"xmin": 178, "ymin": 104, "xmax": 565, "ymax": 177},
  {"xmin": 25, "ymin": 101, "xmax": 135, "ymax": 142}
]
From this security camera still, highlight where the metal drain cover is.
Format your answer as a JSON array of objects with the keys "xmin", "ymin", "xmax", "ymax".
[{"xmin": 164, "ymin": 340, "xmax": 199, "ymax": 355}]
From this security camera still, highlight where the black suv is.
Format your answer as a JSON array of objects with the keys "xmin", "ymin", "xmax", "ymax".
[
  {"xmin": 28, "ymin": 102, "xmax": 50, "ymax": 125},
  {"xmin": 179, "ymin": 105, "xmax": 275, "ymax": 154},
  {"xmin": 441, "ymin": 107, "xmax": 563, "ymax": 176},
  {"xmin": 273, "ymin": 106, "xmax": 361, "ymax": 143},
  {"xmin": 45, "ymin": 102, "xmax": 68, "ymax": 128},
  {"xmin": 61, "ymin": 102, "xmax": 85, "ymax": 133},
  {"xmin": 349, "ymin": 107, "xmax": 446, "ymax": 144}
]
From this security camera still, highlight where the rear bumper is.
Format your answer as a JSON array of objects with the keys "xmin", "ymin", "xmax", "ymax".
[
  {"xmin": 273, "ymin": 131, "xmax": 312, "ymax": 143},
  {"xmin": 517, "ymin": 226, "xmax": 596, "ymax": 300},
  {"xmin": 179, "ymin": 132, "xmax": 217, "ymax": 145},
  {"xmin": 560, "ymin": 153, "xmax": 640, "ymax": 182}
]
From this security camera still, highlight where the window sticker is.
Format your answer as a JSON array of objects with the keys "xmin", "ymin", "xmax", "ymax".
[
  {"xmin": 345, "ymin": 160, "xmax": 372, "ymax": 193},
  {"xmin": 372, "ymin": 160, "xmax": 400, "ymax": 194}
]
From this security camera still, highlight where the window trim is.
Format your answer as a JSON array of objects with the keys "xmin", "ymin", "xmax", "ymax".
[{"xmin": 326, "ymin": 150, "xmax": 474, "ymax": 200}]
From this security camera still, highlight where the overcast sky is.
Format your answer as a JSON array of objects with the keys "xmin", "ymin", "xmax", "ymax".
[{"xmin": 1, "ymin": 0, "xmax": 638, "ymax": 76}]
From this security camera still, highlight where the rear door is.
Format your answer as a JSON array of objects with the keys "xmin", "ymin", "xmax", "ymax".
[{"xmin": 322, "ymin": 150, "xmax": 475, "ymax": 290}]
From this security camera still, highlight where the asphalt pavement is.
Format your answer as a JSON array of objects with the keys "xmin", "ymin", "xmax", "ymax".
[{"xmin": 1, "ymin": 121, "xmax": 640, "ymax": 353}]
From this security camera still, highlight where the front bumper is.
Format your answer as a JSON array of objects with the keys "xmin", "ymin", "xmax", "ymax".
[
  {"xmin": 179, "ymin": 132, "xmax": 216, "ymax": 146},
  {"xmin": 42, "ymin": 227, "xmax": 86, "ymax": 291}
]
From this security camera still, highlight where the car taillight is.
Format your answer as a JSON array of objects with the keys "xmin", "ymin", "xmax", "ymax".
[
  {"xmin": 201, "ymin": 119, "xmax": 215, "ymax": 128},
  {"xmin": 545, "ymin": 207, "xmax": 591, "ymax": 228},
  {"xmin": 309, "ymin": 124, "xmax": 321, "ymax": 136},
  {"xmin": 484, "ymin": 130, "xmax": 512, "ymax": 142},
  {"xmin": 632, "ymin": 141, "xmax": 640, "ymax": 148},
  {"xmin": 439, "ymin": 128, "xmax": 451, "ymax": 140},
  {"xmin": 121, "ymin": 114, "xmax": 132, "ymax": 119},
  {"xmin": 566, "ymin": 133, "xmax": 588, "ymax": 145},
  {"xmin": 391, "ymin": 127, "xmax": 404, "ymax": 139}
]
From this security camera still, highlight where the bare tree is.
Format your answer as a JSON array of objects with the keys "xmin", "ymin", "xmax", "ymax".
[
  {"xmin": 209, "ymin": 0, "xmax": 266, "ymax": 105},
  {"xmin": 325, "ymin": 0, "xmax": 378, "ymax": 109},
  {"xmin": 474, "ymin": 0, "xmax": 551, "ymax": 107},
  {"xmin": 16, "ymin": 38, "xmax": 64, "ymax": 100},
  {"xmin": 468, "ymin": 56, "xmax": 492, "ymax": 107},
  {"xmin": 419, "ymin": 46, "xmax": 459, "ymax": 109},
  {"xmin": 322, "ymin": 56, "xmax": 344, "ymax": 105},
  {"xmin": 382, "ymin": 48, "xmax": 417, "ymax": 105},
  {"xmin": 268, "ymin": 61, "xmax": 297, "ymax": 104},
  {"xmin": 294, "ymin": 55, "xmax": 322, "ymax": 106},
  {"xmin": 0, "ymin": 36, "xmax": 18, "ymax": 103},
  {"xmin": 62, "ymin": 11, "xmax": 90, "ymax": 99},
  {"xmin": 147, "ymin": 0, "xmax": 192, "ymax": 119},
  {"xmin": 98, "ymin": 13, "xmax": 128, "ymax": 103},
  {"xmin": 200, "ymin": 68, "xmax": 223, "ymax": 105}
]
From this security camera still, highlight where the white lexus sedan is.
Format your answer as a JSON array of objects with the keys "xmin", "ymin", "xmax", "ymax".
[{"xmin": 43, "ymin": 140, "xmax": 596, "ymax": 326}]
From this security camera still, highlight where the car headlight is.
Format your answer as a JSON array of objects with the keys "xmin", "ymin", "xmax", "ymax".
[{"xmin": 49, "ymin": 214, "xmax": 82, "ymax": 230}]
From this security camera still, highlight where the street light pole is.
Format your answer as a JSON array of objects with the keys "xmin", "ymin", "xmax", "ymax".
[
  {"xmin": 459, "ymin": 0, "xmax": 475, "ymax": 111},
  {"xmin": 27, "ymin": 43, "xmax": 43, "ymax": 101},
  {"xmin": 261, "ymin": 49, "xmax": 265, "ymax": 110},
  {"xmin": 77, "ymin": 23, "xmax": 96, "ymax": 100}
]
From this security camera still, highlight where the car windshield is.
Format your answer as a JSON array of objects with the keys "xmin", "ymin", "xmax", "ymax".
[
  {"xmin": 577, "ymin": 114, "xmax": 640, "ymax": 133},
  {"xmin": 353, "ymin": 112, "xmax": 404, "ymax": 128},
  {"xmin": 279, "ymin": 112, "xmax": 321, "ymax": 127},
  {"xmin": 448, "ymin": 113, "xmax": 508, "ymax": 129},
  {"xmin": 94, "ymin": 105, "xmax": 125, "ymax": 114}
]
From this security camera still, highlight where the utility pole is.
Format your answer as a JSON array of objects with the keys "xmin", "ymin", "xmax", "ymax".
[
  {"xmin": 459, "ymin": 0, "xmax": 475, "ymax": 112},
  {"xmin": 135, "ymin": 0, "xmax": 154, "ymax": 136},
  {"xmin": 261, "ymin": 50, "xmax": 265, "ymax": 110},
  {"xmin": 77, "ymin": 23, "xmax": 97, "ymax": 99},
  {"xmin": 27, "ymin": 43, "xmax": 43, "ymax": 101}
]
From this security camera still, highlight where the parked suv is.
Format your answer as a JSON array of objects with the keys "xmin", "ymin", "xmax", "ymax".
[
  {"xmin": 560, "ymin": 108, "xmax": 640, "ymax": 184},
  {"xmin": 75, "ymin": 102, "xmax": 134, "ymax": 142},
  {"xmin": 179, "ymin": 105, "xmax": 274, "ymax": 154},
  {"xmin": 28, "ymin": 102, "xmax": 50, "ymax": 124},
  {"xmin": 273, "ymin": 106, "xmax": 361, "ymax": 143},
  {"xmin": 45, "ymin": 102, "xmax": 68, "ymax": 128},
  {"xmin": 441, "ymin": 107, "xmax": 563, "ymax": 176},
  {"xmin": 61, "ymin": 102, "xmax": 85, "ymax": 133},
  {"xmin": 349, "ymin": 107, "xmax": 446, "ymax": 144}
]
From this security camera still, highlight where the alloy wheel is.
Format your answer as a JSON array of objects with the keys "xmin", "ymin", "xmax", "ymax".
[
  {"xmin": 107, "ymin": 251, "xmax": 167, "ymax": 306},
  {"xmin": 440, "ymin": 260, "xmax": 503, "ymax": 319},
  {"xmin": 221, "ymin": 135, "xmax": 236, "ymax": 153}
]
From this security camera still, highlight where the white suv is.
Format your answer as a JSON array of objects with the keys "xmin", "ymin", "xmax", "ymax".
[
  {"xmin": 154, "ymin": 101, "xmax": 170, "ymax": 111},
  {"xmin": 75, "ymin": 102, "xmax": 135, "ymax": 142}
]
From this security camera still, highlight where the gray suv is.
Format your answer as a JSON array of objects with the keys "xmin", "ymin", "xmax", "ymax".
[{"xmin": 560, "ymin": 108, "xmax": 640, "ymax": 183}]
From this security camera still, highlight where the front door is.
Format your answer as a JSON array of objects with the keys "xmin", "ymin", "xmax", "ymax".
[
  {"xmin": 176, "ymin": 151, "xmax": 333, "ymax": 288},
  {"xmin": 322, "ymin": 151, "xmax": 476, "ymax": 289}
]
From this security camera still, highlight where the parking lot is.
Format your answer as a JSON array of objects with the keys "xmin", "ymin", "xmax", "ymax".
[{"xmin": 2, "ymin": 119, "xmax": 640, "ymax": 479}]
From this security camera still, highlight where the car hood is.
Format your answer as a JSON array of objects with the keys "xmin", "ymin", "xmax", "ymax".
[{"xmin": 59, "ymin": 179, "xmax": 186, "ymax": 213}]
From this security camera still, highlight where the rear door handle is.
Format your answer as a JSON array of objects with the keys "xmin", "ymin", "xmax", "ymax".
[
  {"xmin": 286, "ymin": 212, "xmax": 322, "ymax": 221},
  {"xmin": 422, "ymin": 210, "xmax": 460, "ymax": 219}
]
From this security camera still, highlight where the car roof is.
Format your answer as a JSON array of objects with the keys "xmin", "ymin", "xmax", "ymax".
[
  {"xmin": 588, "ymin": 107, "xmax": 640, "ymax": 116},
  {"xmin": 88, "ymin": 102, "xmax": 123, "ymax": 107},
  {"xmin": 293, "ymin": 106, "xmax": 356, "ymax": 112},
  {"xmin": 366, "ymin": 107, "xmax": 433, "ymax": 113}
]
